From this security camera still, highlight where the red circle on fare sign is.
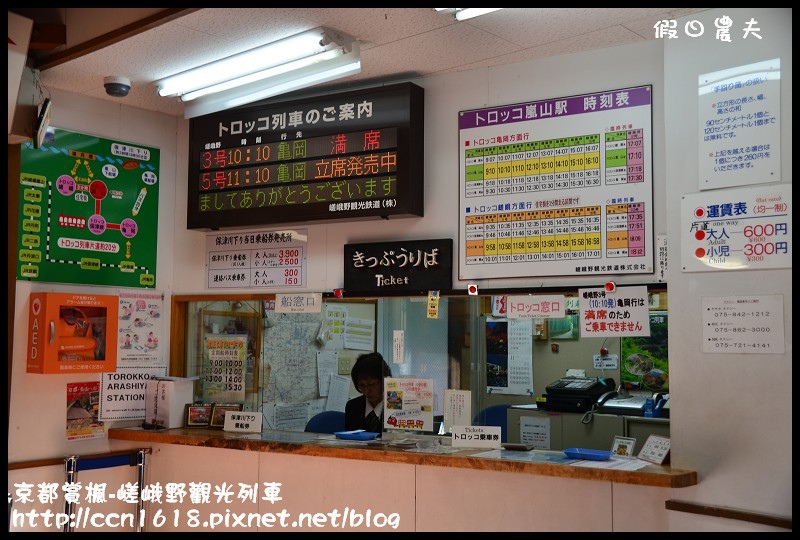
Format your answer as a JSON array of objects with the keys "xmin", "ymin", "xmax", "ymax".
[
  {"xmin": 695, "ymin": 248, "xmax": 706, "ymax": 258},
  {"xmin": 695, "ymin": 230, "xmax": 705, "ymax": 240},
  {"xmin": 694, "ymin": 207, "xmax": 705, "ymax": 218}
]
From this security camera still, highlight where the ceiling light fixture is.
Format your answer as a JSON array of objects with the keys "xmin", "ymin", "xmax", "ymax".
[
  {"xmin": 454, "ymin": 8, "xmax": 503, "ymax": 21},
  {"xmin": 434, "ymin": 8, "xmax": 504, "ymax": 21},
  {"xmin": 155, "ymin": 26, "xmax": 361, "ymax": 119}
]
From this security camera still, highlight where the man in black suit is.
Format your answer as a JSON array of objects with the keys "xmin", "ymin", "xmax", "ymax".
[{"xmin": 344, "ymin": 352, "xmax": 392, "ymax": 434}]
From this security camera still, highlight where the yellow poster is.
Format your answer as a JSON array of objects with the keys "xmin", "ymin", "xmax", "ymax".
[{"xmin": 203, "ymin": 334, "xmax": 247, "ymax": 403}]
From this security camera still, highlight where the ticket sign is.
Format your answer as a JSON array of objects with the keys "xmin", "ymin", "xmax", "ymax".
[
  {"xmin": 223, "ymin": 411, "xmax": 263, "ymax": 433},
  {"xmin": 187, "ymin": 82, "xmax": 424, "ymax": 229},
  {"xmin": 344, "ymin": 238, "xmax": 453, "ymax": 294},
  {"xmin": 452, "ymin": 425, "xmax": 502, "ymax": 449}
]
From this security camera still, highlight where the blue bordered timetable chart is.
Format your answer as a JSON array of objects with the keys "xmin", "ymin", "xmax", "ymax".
[{"xmin": 458, "ymin": 85, "xmax": 655, "ymax": 280}]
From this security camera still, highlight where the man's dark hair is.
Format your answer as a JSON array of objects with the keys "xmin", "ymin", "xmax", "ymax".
[{"xmin": 350, "ymin": 352, "xmax": 392, "ymax": 387}]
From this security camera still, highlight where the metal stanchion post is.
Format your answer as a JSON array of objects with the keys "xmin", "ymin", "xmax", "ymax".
[
  {"xmin": 63, "ymin": 456, "xmax": 79, "ymax": 533},
  {"xmin": 135, "ymin": 449, "xmax": 147, "ymax": 532}
]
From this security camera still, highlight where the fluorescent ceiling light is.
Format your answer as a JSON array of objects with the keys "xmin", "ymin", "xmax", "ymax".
[
  {"xmin": 454, "ymin": 8, "xmax": 503, "ymax": 21},
  {"xmin": 155, "ymin": 26, "xmax": 361, "ymax": 118},
  {"xmin": 434, "ymin": 8, "xmax": 504, "ymax": 21},
  {"xmin": 183, "ymin": 43, "xmax": 360, "ymax": 119}
]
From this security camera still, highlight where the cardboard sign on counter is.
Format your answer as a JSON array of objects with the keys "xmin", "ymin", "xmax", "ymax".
[{"xmin": 145, "ymin": 377, "xmax": 195, "ymax": 429}]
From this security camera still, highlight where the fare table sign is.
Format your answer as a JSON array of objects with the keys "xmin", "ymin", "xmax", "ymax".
[
  {"xmin": 681, "ymin": 184, "xmax": 791, "ymax": 272},
  {"xmin": 206, "ymin": 229, "xmax": 307, "ymax": 289}
]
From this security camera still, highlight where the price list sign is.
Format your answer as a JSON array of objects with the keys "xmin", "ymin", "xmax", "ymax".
[
  {"xmin": 681, "ymin": 183, "xmax": 791, "ymax": 272},
  {"xmin": 702, "ymin": 295, "xmax": 785, "ymax": 354},
  {"xmin": 206, "ymin": 229, "xmax": 307, "ymax": 289}
]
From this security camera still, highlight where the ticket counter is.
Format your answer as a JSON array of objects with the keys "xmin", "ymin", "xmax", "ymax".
[
  {"xmin": 108, "ymin": 426, "xmax": 696, "ymax": 532},
  {"xmin": 506, "ymin": 408, "xmax": 670, "ymax": 456}
]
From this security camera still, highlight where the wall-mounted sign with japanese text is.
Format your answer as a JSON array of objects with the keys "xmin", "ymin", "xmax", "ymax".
[
  {"xmin": 275, "ymin": 292, "xmax": 322, "ymax": 313},
  {"xmin": 504, "ymin": 295, "xmax": 566, "ymax": 319},
  {"xmin": 18, "ymin": 128, "xmax": 160, "ymax": 288},
  {"xmin": 206, "ymin": 228, "xmax": 307, "ymax": 288},
  {"xmin": 202, "ymin": 334, "xmax": 247, "ymax": 403},
  {"xmin": 698, "ymin": 58, "xmax": 781, "ymax": 190},
  {"xmin": 578, "ymin": 285, "xmax": 650, "ymax": 338},
  {"xmin": 701, "ymin": 294, "xmax": 784, "ymax": 354},
  {"xmin": 188, "ymin": 82, "xmax": 424, "ymax": 229},
  {"xmin": 458, "ymin": 85, "xmax": 654, "ymax": 280},
  {"xmin": 681, "ymin": 183, "xmax": 790, "ymax": 272},
  {"xmin": 344, "ymin": 238, "xmax": 453, "ymax": 294}
]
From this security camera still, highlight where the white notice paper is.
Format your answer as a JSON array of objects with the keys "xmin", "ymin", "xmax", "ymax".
[
  {"xmin": 325, "ymin": 375, "xmax": 350, "ymax": 412},
  {"xmin": 316, "ymin": 350, "xmax": 339, "ymax": 396}
]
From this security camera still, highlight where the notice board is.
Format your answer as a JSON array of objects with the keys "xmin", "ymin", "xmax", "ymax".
[
  {"xmin": 17, "ymin": 127, "xmax": 160, "ymax": 288},
  {"xmin": 186, "ymin": 82, "xmax": 424, "ymax": 229},
  {"xmin": 458, "ymin": 85, "xmax": 654, "ymax": 280}
]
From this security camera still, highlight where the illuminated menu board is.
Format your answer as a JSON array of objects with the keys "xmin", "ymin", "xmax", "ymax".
[{"xmin": 188, "ymin": 83, "xmax": 424, "ymax": 229}]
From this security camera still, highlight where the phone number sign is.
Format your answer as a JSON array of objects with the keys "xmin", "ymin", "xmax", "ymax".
[{"xmin": 702, "ymin": 295, "xmax": 785, "ymax": 354}]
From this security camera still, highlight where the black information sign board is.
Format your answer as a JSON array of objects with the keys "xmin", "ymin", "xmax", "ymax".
[{"xmin": 188, "ymin": 82, "xmax": 424, "ymax": 229}]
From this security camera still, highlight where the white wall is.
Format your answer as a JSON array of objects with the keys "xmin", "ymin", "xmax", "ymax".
[
  {"xmin": 9, "ymin": 7, "xmax": 791, "ymax": 531},
  {"xmin": 663, "ymin": 7, "xmax": 792, "ymax": 528},
  {"xmin": 170, "ymin": 39, "xmax": 669, "ymax": 294},
  {"xmin": 10, "ymin": 96, "xmax": 179, "ymax": 461}
]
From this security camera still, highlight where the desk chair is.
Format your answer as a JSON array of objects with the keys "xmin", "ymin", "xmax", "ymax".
[
  {"xmin": 304, "ymin": 411, "xmax": 346, "ymax": 434},
  {"xmin": 472, "ymin": 404, "xmax": 511, "ymax": 443}
]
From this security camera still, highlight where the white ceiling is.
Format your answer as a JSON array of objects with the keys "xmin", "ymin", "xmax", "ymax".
[{"xmin": 29, "ymin": 8, "xmax": 709, "ymax": 117}]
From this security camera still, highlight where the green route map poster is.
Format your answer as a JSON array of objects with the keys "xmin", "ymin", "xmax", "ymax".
[{"xmin": 17, "ymin": 128, "xmax": 160, "ymax": 288}]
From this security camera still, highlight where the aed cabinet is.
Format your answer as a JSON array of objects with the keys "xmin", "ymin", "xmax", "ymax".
[
  {"xmin": 506, "ymin": 408, "xmax": 669, "ymax": 451},
  {"xmin": 27, "ymin": 292, "xmax": 119, "ymax": 374}
]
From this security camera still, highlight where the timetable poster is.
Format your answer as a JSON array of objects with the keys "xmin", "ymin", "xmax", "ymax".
[
  {"xmin": 18, "ymin": 128, "xmax": 160, "ymax": 288},
  {"xmin": 202, "ymin": 334, "xmax": 247, "ymax": 403},
  {"xmin": 458, "ymin": 85, "xmax": 654, "ymax": 279}
]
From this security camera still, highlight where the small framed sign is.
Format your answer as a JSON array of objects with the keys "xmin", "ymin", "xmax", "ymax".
[
  {"xmin": 638, "ymin": 434, "xmax": 671, "ymax": 464},
  {"xmin": 209, "ymin": 403, "xmax": 244, "ymax": 429},
  {"xmin": 185, "ymin": 403, "xmax": 213, "ymax": 428},
  {"xmin": 611, "ymin": 436, "xmax": 637, "ymax": 457}
]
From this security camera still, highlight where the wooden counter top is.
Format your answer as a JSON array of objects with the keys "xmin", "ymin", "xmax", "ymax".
[{"xmin": 110, "ymin": 427, "xmax": 696, "ymax": 488}]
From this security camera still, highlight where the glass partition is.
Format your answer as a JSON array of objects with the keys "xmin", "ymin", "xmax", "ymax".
[{"xmin": 172, "ymin": 289, "xmax": 668, "ymax": 439}]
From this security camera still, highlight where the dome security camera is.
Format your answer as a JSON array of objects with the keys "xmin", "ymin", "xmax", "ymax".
[{"xmin": 104, "ymin": 76, "xmax": 131, "ymax": 97}]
